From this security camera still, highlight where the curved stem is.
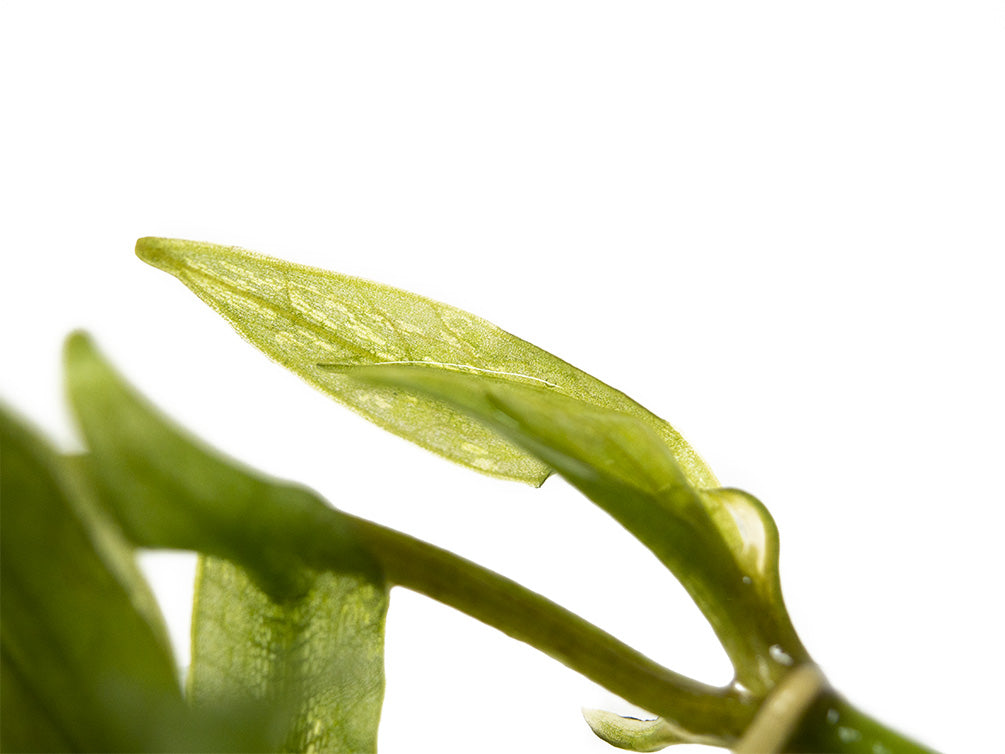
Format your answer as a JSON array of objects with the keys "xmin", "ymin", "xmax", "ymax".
[
  {"xmin": 333, "ymin": 514, "xmax": 755, "ymax": 740},
  {"xmin": 310, "ymin": 510, "xmax": 937, "ymax": 753}
]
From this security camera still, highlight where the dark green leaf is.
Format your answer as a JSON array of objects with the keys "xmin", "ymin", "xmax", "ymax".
[
  {"xmin": 0, "ymin": 404, "xmax": 184, "ymax": 752},
  {"xmin": 64, "ymin": 332, "xmax": 388, "ymax": 753},
  {"xmin": 63, "ymin": 331, "xmax": 380, "ymax": 598}
]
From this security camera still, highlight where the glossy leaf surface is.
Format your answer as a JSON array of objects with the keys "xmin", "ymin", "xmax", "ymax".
[
  {"xmin": 64, "ymin": 333, "xmax": 388, "ymax": 753},
  {"xmin": 136, "ymin": 237, "xmax": 717, "ymax": 489},
  {"xmin": 699, "ymin": 488, "xmax": 785, "ymax": 625}
]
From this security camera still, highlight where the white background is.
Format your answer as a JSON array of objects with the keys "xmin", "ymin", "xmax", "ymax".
[{"xmin": 2, "ymin": 3, "xmax": 1002, "ymax": 752}]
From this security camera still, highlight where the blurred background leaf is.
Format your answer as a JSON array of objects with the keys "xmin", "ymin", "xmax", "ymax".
[
  {"xmin": 1, "ymin": 405, "xmax": 184, "ymax": 752},
  {"xmin": 65, "ymin": 332, "xmax": 388, "ymax": 753},
  {"xmin": 190, "ymin": 558, "xmax": 387, "ymax": 754}
]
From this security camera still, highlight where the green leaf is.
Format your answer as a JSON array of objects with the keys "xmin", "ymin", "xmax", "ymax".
[
  {"xmin": 64, "ymin": 331, "xmax": 380, "ymax": 599},
  {"xmin": 1, "ymin": 635, "xmax": 77, "ymax": 753},
  {"xmin": 340, "ymin": 364, "xmax": 808, "ymax": 693},
  {"xmin": 0, "ymin": 404, "xmax": 184, "ymax": 752},
  {"xmin": 582, "ymin": 708, "xmax": 727, "ymax": 751},
  {"xmin": 64, "ymin": 332, "xmax": 389, "ymax": 753},
  {"xmin": 135, "ymin": 237, "xmax": 717, "ymax": 489},
  {"xmin": 189, "ymin": 558, "xmax": 387, "ymax": 754}
]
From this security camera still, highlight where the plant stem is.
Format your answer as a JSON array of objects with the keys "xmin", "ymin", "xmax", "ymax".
[
  {"xmin": 337, "ymin": 513, "xmax": 755, "ymax": 741},
  {"xmin": 311, "ymin": 510, "xmax": 937, "ymax": 752},
  {"xmin": 782, "ymin": 687, "xmax": 939, "ymax": 754}
]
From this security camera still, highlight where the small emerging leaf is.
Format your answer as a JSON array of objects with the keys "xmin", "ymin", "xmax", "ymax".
[
  {"xmin": 136, "ymin": 237, "xmax": 717, "ymax": 489},
  {"xmin": 582, "ymin": 709, "xmax": 728, "ymax": 751}
]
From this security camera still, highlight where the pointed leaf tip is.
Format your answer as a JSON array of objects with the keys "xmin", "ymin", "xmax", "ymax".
[
  {"xmin": 135, "ymin": 236, "xmax": 199, "ymax": 271},
  {"xmin": 134, "ymin": 237, "xmax": 719, "ymax": 488}
]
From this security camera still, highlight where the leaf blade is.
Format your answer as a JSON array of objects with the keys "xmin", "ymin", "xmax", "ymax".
[
  {"xmin": 64, "ymin": 333, "xmax": 389, "ymax": 753},
  {"xmin": 189, "ymin": 558, "xmax": 387, "ymax": 754},
  {"xmin": 0, "ymin": 404, "xmax": 185, "ymax": 752},
  {"xmin": 136, "ymin": 237, "xmax": 717, "ymax": 488},
  {"xmin": 339, "ymin": 363, "xmax": 711, "ymax": 564}
]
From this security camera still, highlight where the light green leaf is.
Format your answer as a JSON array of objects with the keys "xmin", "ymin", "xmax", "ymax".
[
  {"xmin": 340, "ymin": 364, "xmax": 808, "ymax": 693},
  {"xmin": 64, "ymin": 332, "xmax": 388, "ymax": 753},
  {"xmin": 61, "ymin": 454, "xmax": 176, "ymax": 653},
  {"xmin": 135, "ymin": 237, "xmax": 717, "ymax": 489},
  {"xmin": 0, "ymin": 404, "xmax": 184, "ymax": 752},
  {"xmin": 582, "ymin": 708, "xmax": 727, "ymax": 751},
  {"xmin": 189, "ymin": 558, "xmax": 387, "ymax": 754},
  {"xmin": 340, "ymin": 364, "xmax": 715, "ymax": 564}
]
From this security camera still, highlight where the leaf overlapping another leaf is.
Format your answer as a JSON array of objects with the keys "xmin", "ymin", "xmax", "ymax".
[
  {"xmin": 64, "ymin": 332, "xmax": 389, "ymax": 754},
  {"xmin": 338, "ymin": 364, "xmax": 807, "ymax": 694},
  {"xmin": 582, "ymin": 708, "xmax": 727, "ymax": 751},
  {"xmin": 135, "ymin": 237, "xmax": 718, "ymax": 490},
  {"xmin": 1, "ymin": 406, "xmax": 183, "ymax": 752}
]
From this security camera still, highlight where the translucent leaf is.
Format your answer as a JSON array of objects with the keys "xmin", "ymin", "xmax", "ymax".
[
  {"xmin": 189, "ymin": 558, "xmax": 387, "ymax": 754},
  {"xmin": 0, "ymin": 404, "xmax": 184, "ymax": 752},
  {"xmin": 582, "ymin": 709, "xmax": 727, "ymax": 751},
  {"xmin": 64, "ymin": 333, "xmax": 388, "ymax": 753},
  {"xmin": 1, "ymin": 647, "xmax": 74, "ymax": 753},
  {"xmin": 339, "ymin": 364, "xmax": 720, "ymax": 573},
  {"xmin": 135, "ymin": 237, "xmax": 717, "ymax": 489}
]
